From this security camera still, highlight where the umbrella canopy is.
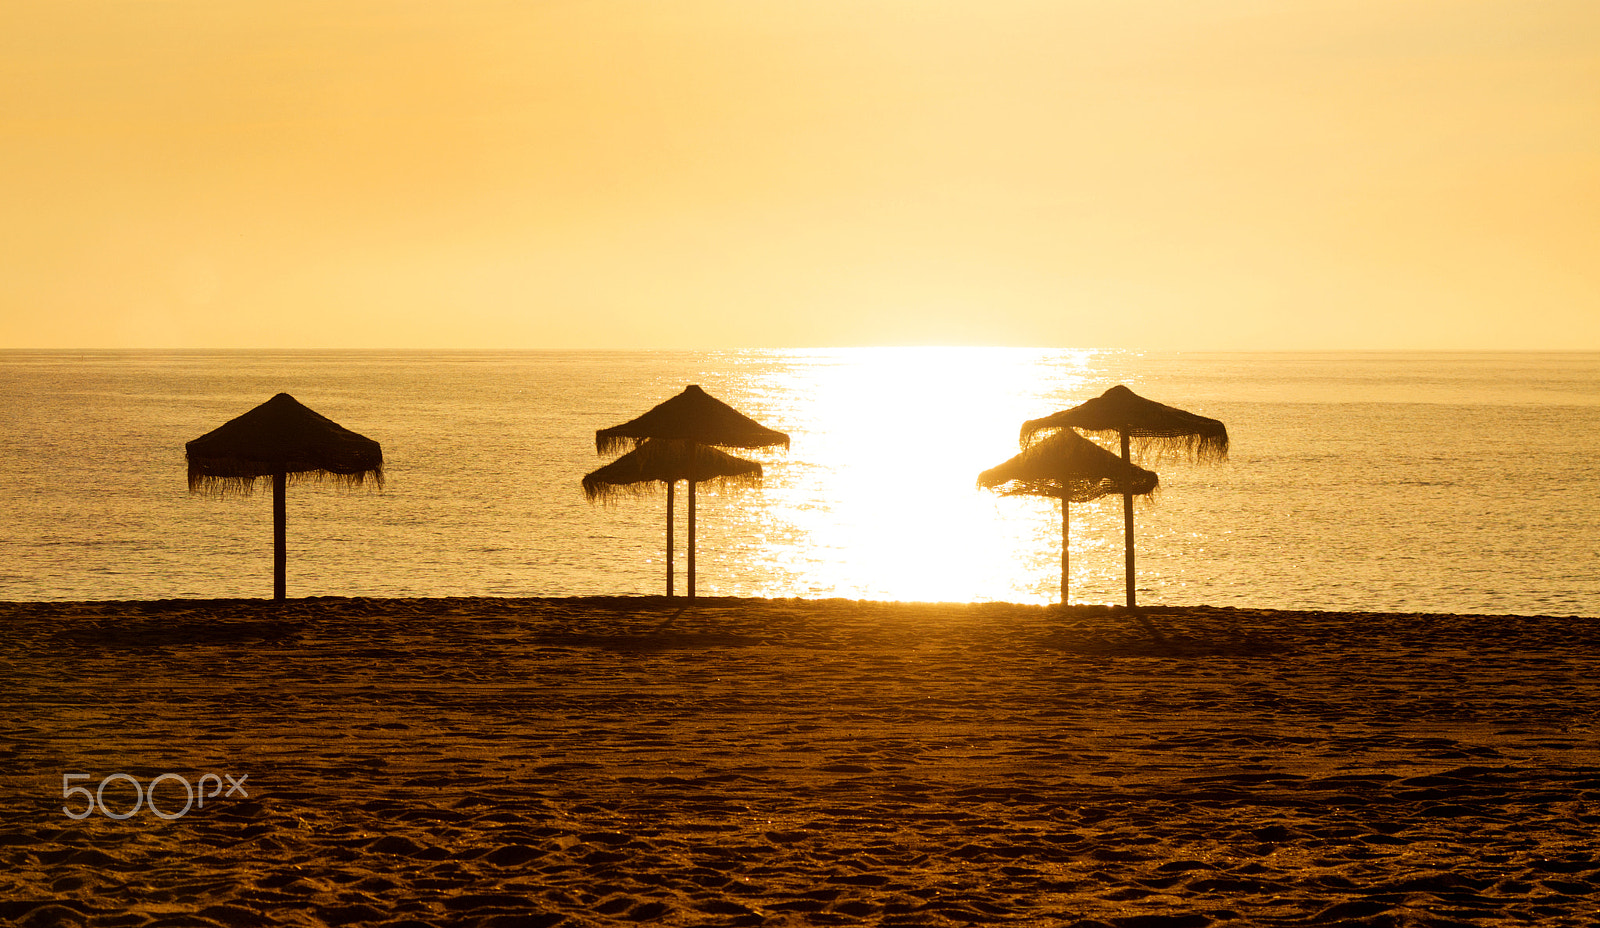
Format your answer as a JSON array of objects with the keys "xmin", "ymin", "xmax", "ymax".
[
  {"xmin": 979, "ymin": 429, "xmax": 1158, "ymax": 503},
  {"xmin": 187, "ymin": 393, "xmax": 383, "ymax": 495},
  {"xmin": 979, "ymin": 429, "xmax": 1158, "ymax": 605},
  {"xmin": 1020, "ymin": 384, "xmax": 1228, "ymax": 463},
  {"xmin": 582, "ymin": 439, "xmax": 762, "ymax": 503},
  {"xmin": 1019, "ymin": 384, "xmax": 1226, "ymax": 610},
  {"xmin": 596, "ymin": 384, "xmax": 790, "ymax": 455},
  {"xmin": 583, "ymin": 439, "xmax": 763, "ymax": 597},
  {"xmin": 594, "ymin": 385, "xmax": 787, "ymax": 598},
  {"xmin": 187, "ymin": 393, "xmax": 382, "ymax": 600}
]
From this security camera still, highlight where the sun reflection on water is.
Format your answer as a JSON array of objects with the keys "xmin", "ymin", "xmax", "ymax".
[{"xmin": 713, "ymin": 347, "xmax": 1136, "ymax": 604}]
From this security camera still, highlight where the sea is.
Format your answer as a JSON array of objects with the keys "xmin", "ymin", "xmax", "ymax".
[{"xmin": 2, "ymin": 349, "xmax": 1598, "ymax": 617}]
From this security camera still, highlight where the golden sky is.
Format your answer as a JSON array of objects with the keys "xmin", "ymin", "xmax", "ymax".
[{"xmin": 4, "ymin": 0, "xmax": 1597, "ymax": 349}]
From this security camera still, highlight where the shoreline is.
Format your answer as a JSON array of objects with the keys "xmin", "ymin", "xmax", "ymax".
[
  {"xmin": 3, "ymin": 596, "xmax": 1598, "ymax": 925},
  {"xmin": 4, "ymin": 592, "xmax": 1596, "ymax": 618}
]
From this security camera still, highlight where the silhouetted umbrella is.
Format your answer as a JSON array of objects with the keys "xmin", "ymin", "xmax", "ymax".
[
  {"xmin": 1020, "ymin": 384, "xmax": 1227, "ymax": 609},
  {"xmin": 596, "ymin": 385, "xmax": 788, "ymax": 598},
  {"xmin": 187, "ymin": 393, "xmax": 383, "ymax": 600},
  {"xmin": 979, "ymin": 429, "xmax": 1158, "ymax": 605},
  {"xmin": 596, "ymin": 384, "xmax": 790, "ymax": 453},
  {"xmin": 583, "ymin": 438, "xmax": 763, "ymax": 596}
]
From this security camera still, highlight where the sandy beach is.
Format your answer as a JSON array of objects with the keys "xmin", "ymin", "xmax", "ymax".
[{"xmin": 2, "ymin": 596, "xmax": 1598, "ymax": 927}]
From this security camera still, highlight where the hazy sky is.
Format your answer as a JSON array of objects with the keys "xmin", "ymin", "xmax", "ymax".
[{"xmin": 5, "ymin": 1, "xmax": 1597, "ymax": 350}]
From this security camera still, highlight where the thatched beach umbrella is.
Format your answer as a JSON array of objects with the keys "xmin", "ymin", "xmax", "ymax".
[
  {"xmin": 596, "ymin": 385, "xmax": 788, "ymax": 598},
  {"xmin": 187, "ymin": 393, "xmax": 383, "ymax": 600},
  {"xmin": 583, "ymin": 438, "xmax": 763, "ymax": 596},
  {"xmin": 979, "ymin": 429, "xmax": 1158, "ymax": 605},
  {"xmin": 1020, "ymin": 384, "xmax": 1227, "ymax": 609}
]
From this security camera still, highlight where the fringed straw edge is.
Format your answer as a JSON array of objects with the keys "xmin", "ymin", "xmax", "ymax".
[
  {"xmin": 582, "ymin": 470, "xmax": 764, "ymax": 507},
  {"xmin": 187, "ymin": 466, "xmax": 384, "ymax": 498}
]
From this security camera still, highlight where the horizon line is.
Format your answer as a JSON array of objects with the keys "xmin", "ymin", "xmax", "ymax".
[{"xmin": 5, "ymin": 345, "xmax": 1600, "ymax": 355}]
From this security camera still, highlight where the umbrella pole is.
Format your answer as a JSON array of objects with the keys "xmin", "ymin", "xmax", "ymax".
[
  {"xmin": 1061, "ymin": 498, "xmax": 1070, "ymax": 607},
  {"xmin": 1121, "ymin": 431, "xmax": 1135, "ymax": 611},
  {"xmin": 687, "ymin": 441, "xmax": 698, "ymax": 599},
  {"xmin": 666, "ymin": 480, "xmax": 675, "ymax": 598},
  {"xmin": 273, "ymin": 469, "xmax": 287, "ymax": 602},
  {"xmin": 687, "ymin": 478, "xmax": 697, "ymax": 599}
]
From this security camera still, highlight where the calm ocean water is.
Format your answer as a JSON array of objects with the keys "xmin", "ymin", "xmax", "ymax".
[{"xmin": 2, "ymin": 349, "xmax": 1598, "ymax": 616}]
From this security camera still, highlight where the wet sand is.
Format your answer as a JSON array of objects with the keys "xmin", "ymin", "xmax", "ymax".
[{"xmin": 2, "ymin": 596, "xmax": 1598, "ymax": 926}]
